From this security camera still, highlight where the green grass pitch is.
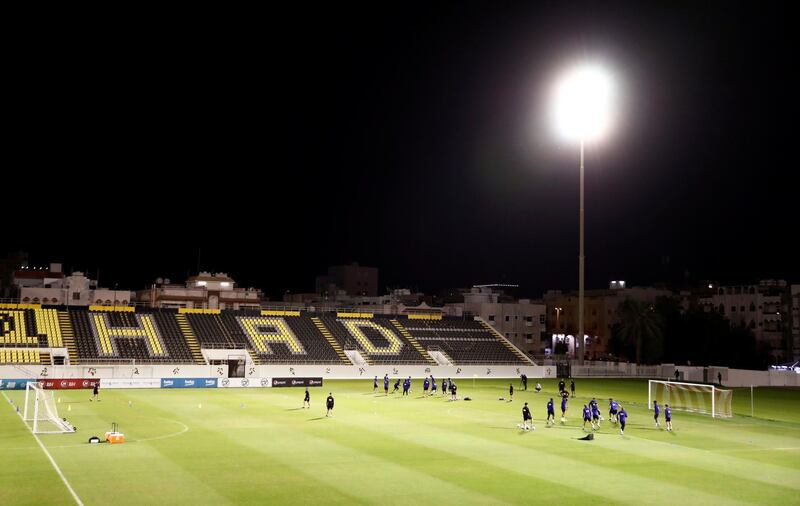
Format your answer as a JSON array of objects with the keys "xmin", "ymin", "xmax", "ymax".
[{"xmin": 2, "ymin": 379, "xmax": 799, "ymax": 505}]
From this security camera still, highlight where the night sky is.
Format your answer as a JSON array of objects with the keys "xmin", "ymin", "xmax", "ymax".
[{"xmin": 7, "ymin": 2, "xmax": 797, "ymax": 299}]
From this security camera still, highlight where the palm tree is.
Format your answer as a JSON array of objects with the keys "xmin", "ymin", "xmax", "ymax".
[{"xmin": 616, "ymin": 298, "xmax": 663, "ymax": 364}]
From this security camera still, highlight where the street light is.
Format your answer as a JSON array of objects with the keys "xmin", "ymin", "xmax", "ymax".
[{"xmin": 551, "ymin": 63, "xmax": 615, "ymax": 362}]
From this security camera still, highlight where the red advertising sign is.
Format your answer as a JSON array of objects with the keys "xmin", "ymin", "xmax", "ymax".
[{"xmin": 39, "ymin": 379, "xmax": 101, "ymax": 390}]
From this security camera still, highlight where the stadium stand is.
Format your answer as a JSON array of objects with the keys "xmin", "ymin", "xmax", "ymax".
[
  {"xmin": 69, "ymin": 308, "xmax": 195, "ymax": 364},
  {"xmin": 320, "ymin": 314, "xmax": 430, "ymax": 364},
  {"xmin": 397, "ymin": 316, "xmax": 529, "ymax": 364},
  {"xmin": 1, "ymin": 304, "xmax": 530, "ymax": 365}
]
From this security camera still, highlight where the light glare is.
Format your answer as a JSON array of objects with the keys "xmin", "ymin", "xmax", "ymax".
[{"xmin": 552, "ymin": 64, "xmax": 614, "ymax": 142}]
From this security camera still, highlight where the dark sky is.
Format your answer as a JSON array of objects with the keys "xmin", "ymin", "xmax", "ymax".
[{"xmin": 7, "ymin": 2, "xmax": 797, "ymax": 299}]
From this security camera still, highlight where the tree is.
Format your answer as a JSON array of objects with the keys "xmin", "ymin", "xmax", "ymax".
[{"xmin": 614, "ymin": 298, "xmax": 663, "ymax": 364}]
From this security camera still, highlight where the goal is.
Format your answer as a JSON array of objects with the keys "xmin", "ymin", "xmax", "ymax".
[
  {"xmin": 648, "ymin": 380, "xmax": 733, "ymax": 418},
  {"xmin": 23, "ymin": 382, "xmax": 76, "ymax": 434}
]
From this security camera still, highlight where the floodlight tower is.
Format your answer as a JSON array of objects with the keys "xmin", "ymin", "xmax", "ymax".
[{"xmin": 551, "ymin": 64, "xmax": 615, "ymax": 363}]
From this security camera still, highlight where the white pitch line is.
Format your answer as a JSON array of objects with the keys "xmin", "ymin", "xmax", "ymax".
[{"xmin": 2, "ymin": 391, "xmax": 84, "ymax": 506}]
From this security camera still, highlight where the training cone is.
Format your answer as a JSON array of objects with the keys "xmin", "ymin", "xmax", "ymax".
[{"xmin": 68, "ymin": 404, "xmax": 71, "ymax": 412}]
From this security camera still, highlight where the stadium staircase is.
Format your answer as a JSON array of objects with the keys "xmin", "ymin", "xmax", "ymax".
[
  {"xmin": 389, "ymin": 319, "xmax": 436, "ymax": 365},
  {"xmin": 477, "ymin": 319, "xmax": 535, "ymax": 365},
  {"xmin": 58, "ymin": 310, "xmax": 79, "ymax": 364},
  {"xmin": 175, "ymin": 313, "xmax": 207, "ymax": 365},
  {"xmin": 39, "ymin": 351, "xmax": 51, "ymax": 366},
  {"xmin": 311, "ymin": 317, "xmax": 352, "ymax": 364},
  {"xmin": 246, "ymin": 348, "xmax": 264, "ymax": 365}
]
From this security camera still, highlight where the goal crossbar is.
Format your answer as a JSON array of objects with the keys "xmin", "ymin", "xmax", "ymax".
[{"xmin": 648, "ymin": 379, "xmax": 732, "ymax": 418}]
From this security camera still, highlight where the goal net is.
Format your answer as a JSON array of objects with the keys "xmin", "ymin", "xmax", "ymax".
[
  {"xmin": 648, "ymin": 380, "xmax": 732, "ymax": 418},
  {"xmin": 23, "ymin": 382, "xmax": 75, "ymax": 434}
]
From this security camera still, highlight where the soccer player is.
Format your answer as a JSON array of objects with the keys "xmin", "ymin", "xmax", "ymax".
[
  {"xmin": 373, "ymin": 376, "xmax": 378, "ymax": 393},
  {"xmin": 326, "ymin": 393, "xmax": 335, "ymax": 417},
  {"xmin": 430, "ymin": 377, "xmax": 437, "ymax": 395},
  {"xmin": 560, "ymin": 394, "xmax": 568, "ymax": 423},
  {"xmin": 653, "ymin": 400, "xmax": 661, "ymax": 428},
  {"xmin": 450, "ymin": 381, "xmax": 457, "ymax": 400},
  {"xmin": 558, "ymin": 379, "xmax": 565, "ymax": 394},
  {"xmin": 665, "ymin": 404, "xmax": 672, "ymax": 431},
  {"xmin": 303, "ymin": 387, "xmax": 310, "ymax": 409},
  {"xmin": 546, "ymin": 398, "xmax": 555, "ymax": 425},
  {"xmin": 90, "ymin": 382, "xmax": 99, "ymax": 402},
  {"xmin": 570, "ymin": 379, "xmax": 575, "ymax": 398},
  {"xmin": 384, "ymin": 374, "xmax": 389, "ymax": 395},
  {"xmin": 591, "ymin": 401, "xmax": 601, "ymax": 429},
  {"xmin": 618, "ymin": 406, "xmax": 628, "ymax": 435},
  {"xmin": 442, "ymin": 378, "xmax": 448, "ymax": 396},
  {"xmin": 535, "ymin": 382, "xmax": 542, "ymax": 393},
  {"xmin": 521, "ymin": 373, "xmax": 528, "ymax": 391},
  {"xmin": 423, "ymin": 377, "xmax": 430, "ymax": 395},
  {"xmin": 509, "ymin": 383, "xmax": 514, "ymax": 401},
  {"xmin": 609, "ymin": 398, "xmax": 618, "ymax": 423},
  {"xmin": 521, "ymin": 402, "xmax": 534, "ymax": 430},
  {"xmin": 582, "ymin": 404, "xmax": 591, "ymax": 430},
  {"xmin": 393, "ymin": 378, "xmax": 400, "ymax": 394}
]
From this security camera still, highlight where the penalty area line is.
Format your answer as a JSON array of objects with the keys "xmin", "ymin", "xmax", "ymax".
[{"xmin": 2, "ymin": 391, "xmax": 84, "ymax": 506}]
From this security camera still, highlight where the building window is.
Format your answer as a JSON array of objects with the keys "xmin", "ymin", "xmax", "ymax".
[
  {"xmin": 731, "ymin": 306, "xmax": 736, "ymax": 312},
  {"xmin": 72, "ymin": 293, "xmax": 80, "ymax": 300},
  {"xmin": 505, "ymin": 333, "xmax": 510, "ymax": 338},
  {"xmin": 719, "ymin": 304, "xmax": 725, "ymax": 314},
  {"xmin": 591, "ymin": 309, "xmax": 597, "ymax": 316},
  {"xmin": 740, "ymin": 306, "xmax": 745, "ymax": 312},
  {"xmin": 750, "ymin": 320, "xmax": 756, "ymax": 329},
  {"xmin": 505, "ymin": 316, "xmax": 510, "ymax": 322},
  {"xmin": 488, "ymin": 315, "xmax": 495, "ymax": 322},
  {"xmin": 539, "ymin": 314, "xmax": 546, "ymax": 324}
]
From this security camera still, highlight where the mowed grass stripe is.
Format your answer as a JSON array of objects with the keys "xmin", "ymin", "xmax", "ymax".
[
  {"xmin": 583, "ymin": 435, "xmax": 800, "ymax": 501},
  {"xmin": 113, "ymin": 391, "xmax": 366, "ymax": 506},
  {"xmin": 175, "ymin": 396, "xmax": 510, "ymax": 506},
  {"xmin": 0, "ymin": 393, "xmax": 76, "ymax": 506},
  {"xmin": 342, "ymin": 411, "xmax": 753, "ymax": 505},
  {"xmin": 38, "ymin": 395, "xmax": 235, "ymax": 506},
  {"xmin": 298, "ymin": 418, "xmax": 615, "ymax": 505}
]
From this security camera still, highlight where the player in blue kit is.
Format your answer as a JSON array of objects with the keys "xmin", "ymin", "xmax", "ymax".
[
  {"xmin": 384, "ymin": 374, "xmax": 389, "ymax": 395},
  {"xmin": 560, "ymin": 394, "xmax": 568, "ymax": 423},
  {"xmin": 609, "ymin": 398, "xmax": 618, "ymax": 423},
  {"xmin": 442, "ymin": 378, "xmax": 448, "ymax": 396},
  {"xmin": 546, "ymin": 398, "xmax": 555, "ymax": 425},
  {"xmin": 591, "ymin": 401, "xmax": 601, "ymax": 429},
  {"xmin": 423, "ymin": 377, "xmax": 430, "ymax": 395},
  {"xmin": 430, "ymin": 377, "xmax": 437, "ymax": 395},
  {"xmin": 619, "ymin": 406, "xmax": 628, "ymax": 435},
  {"xmin": 373, "ymin": 376, "xmax": 378, "ymax": 393},
  {"xmin": 665, "ymin": 404, "xmax": 672, "ymax": 431},
  {"xmin": 509, "ymin": 383, "xmax": 514, "ymax": 401},
  {"xmin": 653, "ymin": 400, "xmax": 661, "ymax": 428},
  {"xmin": 393, "ymin": 378, "xmax": 400, "ymax": 394},
  {"xmin": 582, "ymin": 404, "xmax": 592, "ymax": 430},
  {"xmin": 403, "ymin": 377, "xmax": 410, "ymax": 396}
]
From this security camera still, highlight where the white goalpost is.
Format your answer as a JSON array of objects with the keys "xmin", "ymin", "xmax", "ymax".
[
  {"xmin": 23, "ymin": 382, "xmax": 76, "ymax": 434},
  {"xmin": 648, "ymin": 380, "xmax": 733, "ymax": 418}
]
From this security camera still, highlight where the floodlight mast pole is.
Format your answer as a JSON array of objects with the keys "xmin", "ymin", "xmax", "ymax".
[{"xmin": 578, "ymin": 138, "xmax": 585, "ymax": 365}]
